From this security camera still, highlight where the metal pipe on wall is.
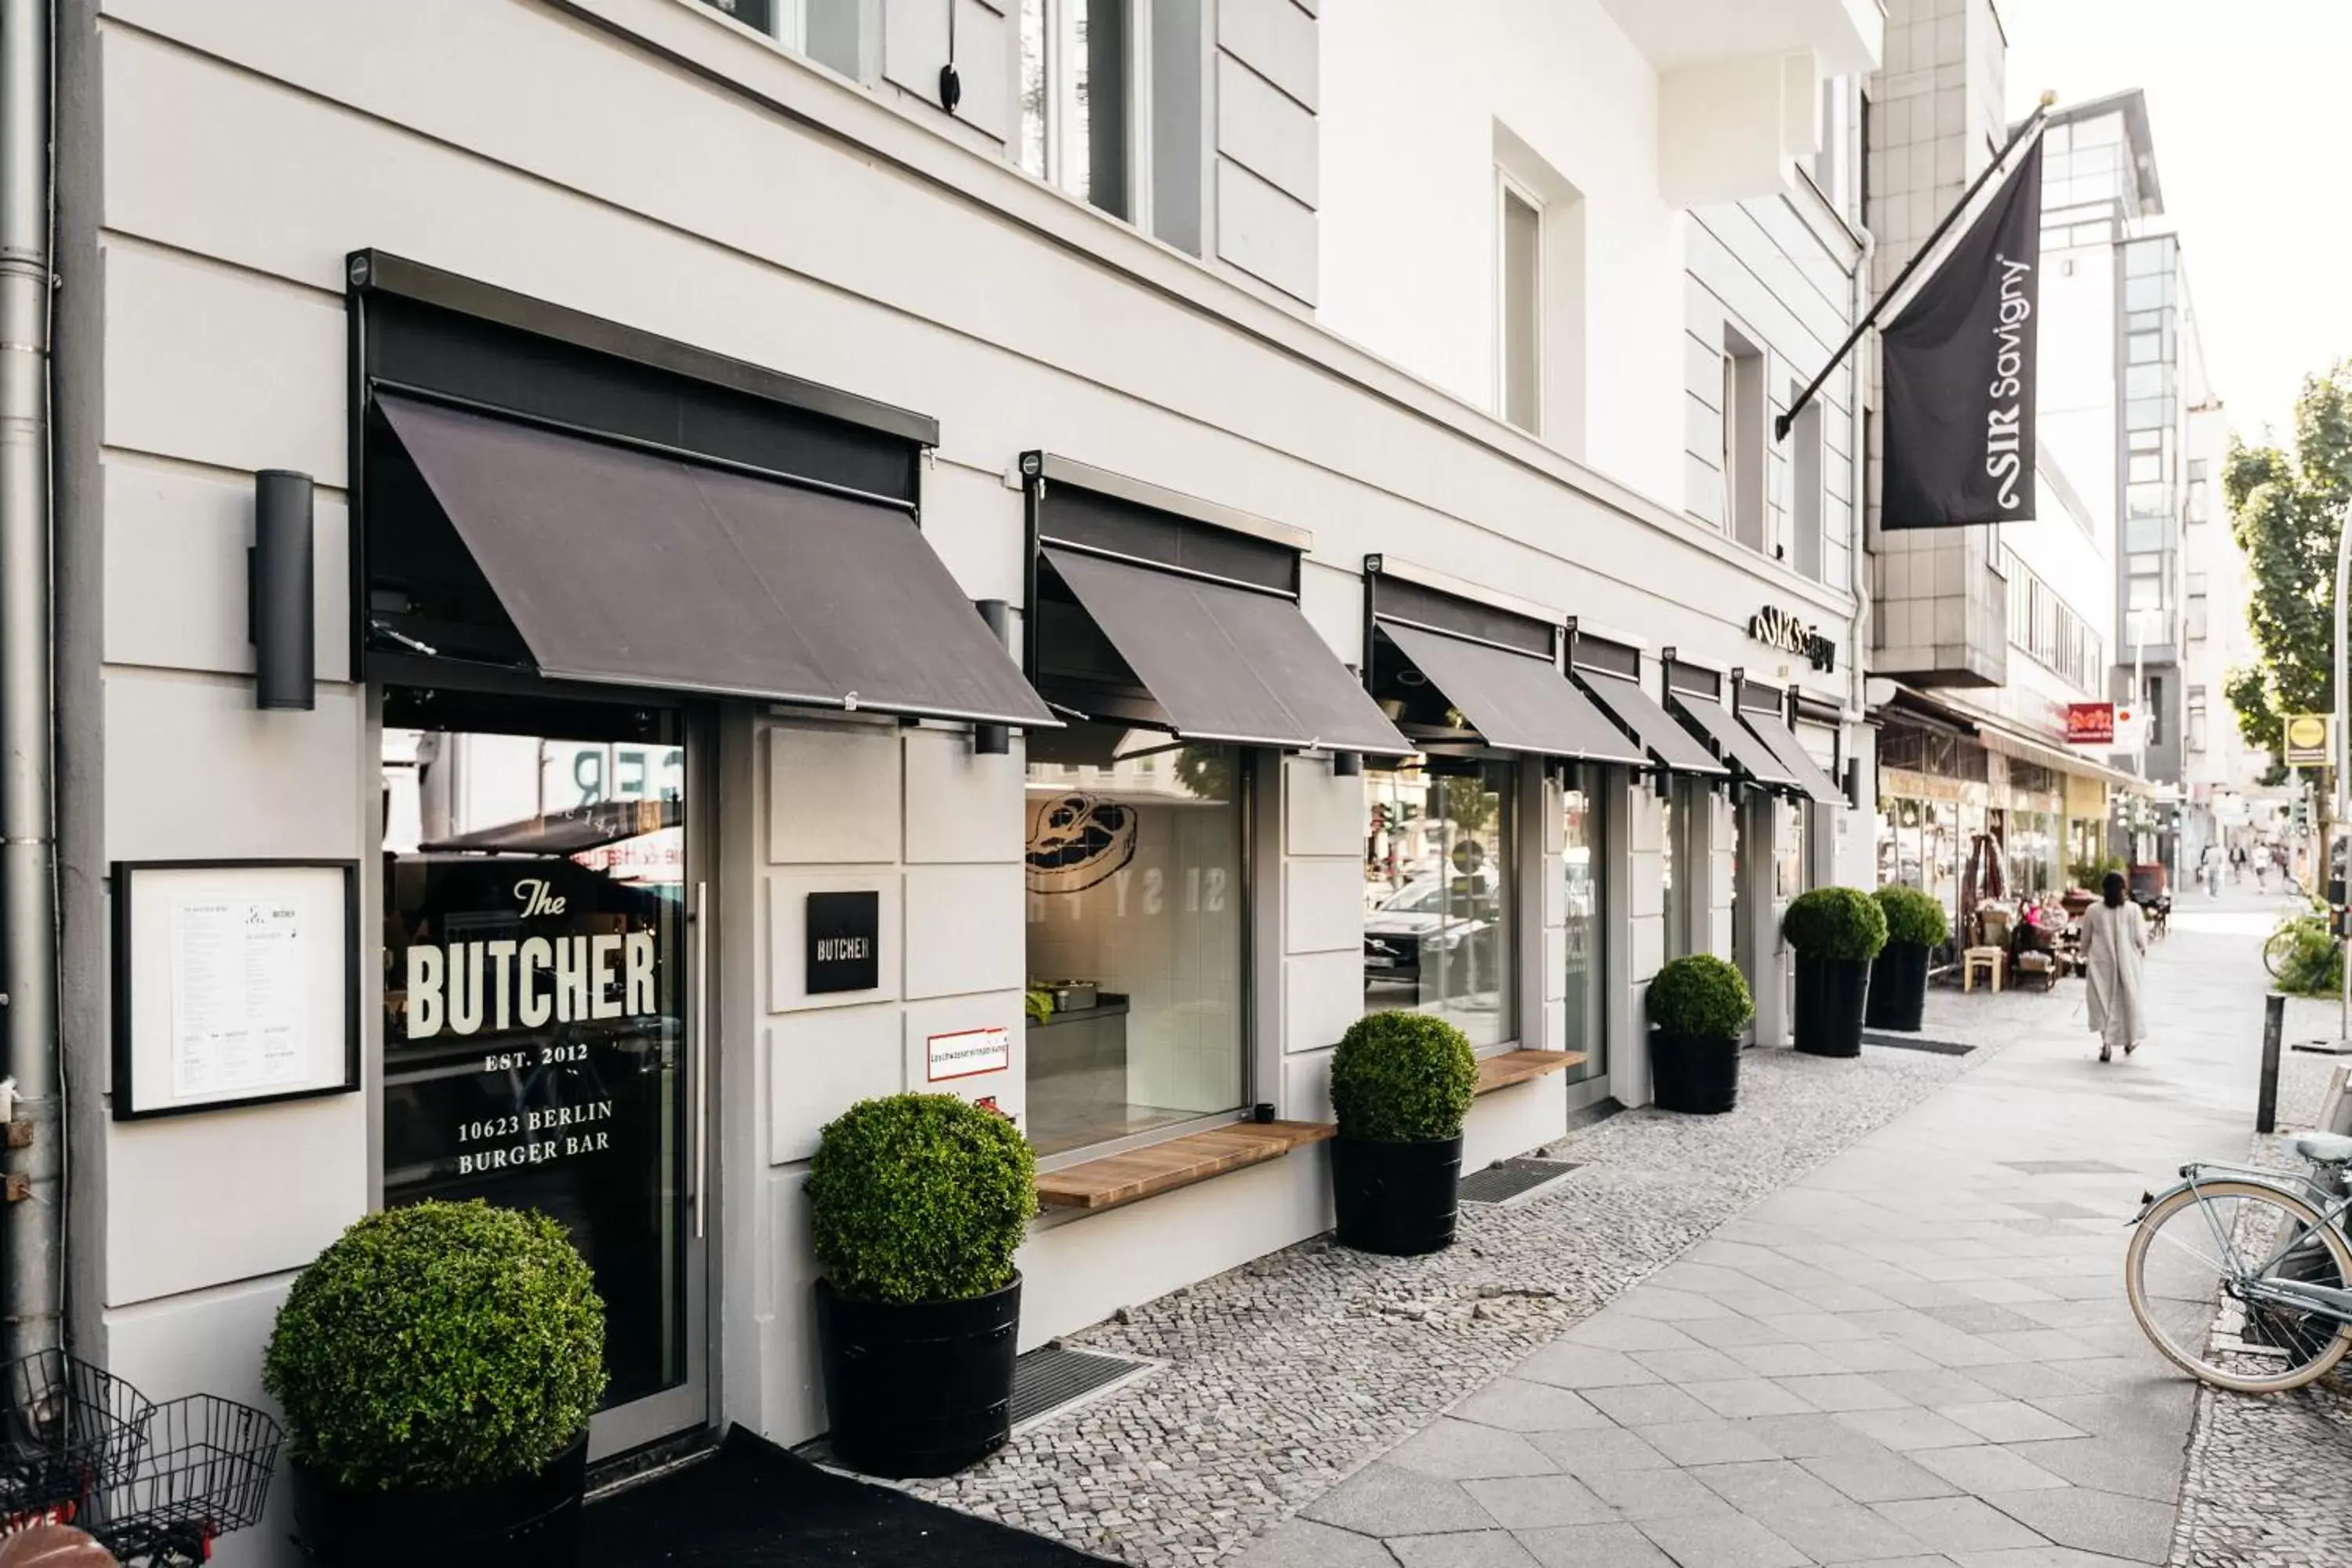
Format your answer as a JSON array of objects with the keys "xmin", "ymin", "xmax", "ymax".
[{"xmin": 0, "ymin": 0, "xmax": 59, "ymax": 1363}]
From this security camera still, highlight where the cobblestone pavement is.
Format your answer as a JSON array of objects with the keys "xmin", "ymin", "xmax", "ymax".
[
  {"xmin": 2166, "ymin": 943, "xmax": 2352, "ymax": 1568},
  {"xmin": 919, "ymin": 887, "xmax": 2339, "ymax": 1567},
  {"xmin": 910, "ymin": 1033, "xmax": 1987, "ymax": 1563}
]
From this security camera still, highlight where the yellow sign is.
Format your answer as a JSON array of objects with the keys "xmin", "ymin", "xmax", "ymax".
[{"xmin": 2285, "ymin": 713, "xmax": 2333, "ymax": 768}]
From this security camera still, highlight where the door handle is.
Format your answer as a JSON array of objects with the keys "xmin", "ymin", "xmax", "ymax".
[{"xmin": 693, "ymin": 878, "xmax": 710, "ymax": 1240}]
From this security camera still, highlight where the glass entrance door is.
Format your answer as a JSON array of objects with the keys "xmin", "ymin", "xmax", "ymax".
[{"xmin": 379, "ymin": 695, "xmax": 707, "ymax": 1457}]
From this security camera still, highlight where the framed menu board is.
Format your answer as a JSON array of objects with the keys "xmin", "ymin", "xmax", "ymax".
[{"xmin": 111, "ymin": 859, "xmax": 361, "ymax": 1120}]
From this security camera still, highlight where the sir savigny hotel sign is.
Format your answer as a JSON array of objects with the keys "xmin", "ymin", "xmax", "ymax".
[{"xmin": 1748, "ymin": 604, "xmax": 1836, "ymax": 673}]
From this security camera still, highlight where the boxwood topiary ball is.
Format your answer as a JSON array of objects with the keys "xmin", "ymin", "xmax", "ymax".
[
  {"xmin": 263, "ymin": 1200, "xmax": 607, "ymax": 1492},
  {"xmin": 1330, "ymin": 1011, "xmax": 1479, "ymax": 1144},
  {"xmin": 1781, "ymin": 886, "xmax": 1889, "ymax": 961},
  {"xmin": 1646, "ymin": 953, "xmax": 1755, "ymax": 1040},
  {"xmin": 1873, "ymin": 884, "xmax": 1951, "ymax": 949},
  {"xmin": 809, "ymin": 1093, "xmax": 1038, "ymax": 1305}
]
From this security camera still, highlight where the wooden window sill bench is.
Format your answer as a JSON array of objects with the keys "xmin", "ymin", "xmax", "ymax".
[
  {"xmin": 1034, "ymin": 1120, "xmax": 1334, "ymax": 1214},
  {"xmin": 1475, "ymin": 1049, "xmax": 1587, "ymax": 1094}
]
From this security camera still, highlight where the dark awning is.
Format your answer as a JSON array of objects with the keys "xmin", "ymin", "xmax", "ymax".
[
  {"xmin": 1379, "ymin": 622, "xmax": 1646, "ymax": 764},
  {"xmin": 1042, "ymin": 547, "xmax": 1410, "ymax": 753},
  {"xmin": 1670, "ymin": 693, "xmax": 1801, "ymax": 789},
  {"xmin": 376, "ymin": 394, "xmax": 1054, "ymax": 727},
  {"xmin": 1743, "ymin": 710, "xmax": 1847, "ymax": 805},
  {"xmin": 1575, "ymin": 671, "xmax": 1729, "ymax": 776}
]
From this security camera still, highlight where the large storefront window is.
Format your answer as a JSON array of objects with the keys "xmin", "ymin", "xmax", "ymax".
[
  {"xmin": 1563, "ymin": 769, "xmax": 1602, "ymax": 1083},
  {"xmin": 1024, "ymin": 726, "xmax": 1247, "ymax": 1156},
  {"xmin": 1363, "ymin": 760, "xmax": 1516, "ymax": 1051},
  {"xmin": 381, "ymin": 708, "xmax": 689, "ymax": 1414}
]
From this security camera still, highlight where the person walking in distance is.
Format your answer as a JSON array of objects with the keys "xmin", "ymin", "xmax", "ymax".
[{"xmin": 2083, "ymin": 870, "xmax": 2147, "ymax": 1063}]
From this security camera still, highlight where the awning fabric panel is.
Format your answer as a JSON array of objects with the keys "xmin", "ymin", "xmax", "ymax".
[
  {"xmin": 1742, "ymin": 712, "xmax": 1846, "ymax": 804},
  {"xmin": 1043, "ymin": 548, "xmax": 1410, "ymax": 753},
  {"xmin": 1577, "ymin": 672, "xmax": 1728, "ymax": 775},
  {"xmin": 376, "ymin": 394, "xmax": 1053, "ymax": 726},
  {"xmin": 1671, "ymin": 694, "xmax": 1801, "ymax": 789},
  {"xmin": 1380, "ymin": 622, "xmax": 1646, "ymax": 764}
]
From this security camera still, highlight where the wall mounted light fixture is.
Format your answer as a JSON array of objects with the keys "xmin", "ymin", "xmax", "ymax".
[{"xmin": 249, "ymin": 469, "xmax": 315, "ymax": 711}]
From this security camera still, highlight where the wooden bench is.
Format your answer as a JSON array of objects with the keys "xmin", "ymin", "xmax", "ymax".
[
  {"xmin": 1034, "ymin": 1120, "xmax": 1334, "ymax": 1213},
  {"xmin": 1474, "ymin": 1049, "xmax": 1588, "ymax": 1094}
]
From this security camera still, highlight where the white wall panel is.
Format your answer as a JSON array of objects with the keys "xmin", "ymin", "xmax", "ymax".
[
  {"xmin": 768, "ymin": 1007, "xmax": 905, "ymax": 1164},
  {"xmin": 1217, "ymin": 0, "xmax": 1319, "ymax": 110},
  {"xmin": 1283, "ymin": 948, "xmax": 1361, "ymax": 1055},
  {"xmin": 103, "ymin": 456, "xmax": 350, "ymax": 681},
  {"xmin": 100, "ymin": 242, "xmax": 344, "ymax": 484},
  {"xmin": 107, "ymin": 1098, "xmax": 365, "ymax": 1306},
  {"xmin": 1283, "ymin": 753, "xmax": 1359, "ymax": 858},
  {"xmin": 904, "ymin": 862, "xmax": 1024, "ymax": 998},
  {"xmin": 766, "ymin": 872, "xmax": 904, "ymax": 1011},
  {"xmin": 1215, "ymin": 159, "xmax": 1319, "ymax": 303},
  {"xmin": 770, "ymin": 726, "xmax": 902, "ymax": 865},
  {"xmin": 103, "ymin": 671, "xmax": 364, "ymax": 862},
  {"xmin": 1217, "ymin": 53, "xmax": 1319, "ymax": 206},
  {"xmin": 1283, "ymin": 857, "xmax": 1359, "ymax": 954},
  {"xmin": 902, "ymin": 990, "xmax": 1024, "ymax": 1112},
  {"xmin": 905, "ymin": 728, "xmax": 1024, "ymax": 864}
]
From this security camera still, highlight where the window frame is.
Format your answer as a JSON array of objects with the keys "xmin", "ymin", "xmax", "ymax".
[
  {"xmin": 1022, "ymin": 729, "xmax": 1261, "ymax": 1171},
  {"xmin": 1019, "ymin": 0, "xmax": 1155, "ymax": 232},
  {"xmin": 1497, "ymin": 168, "xmax": 1546, "ymax": 436}
]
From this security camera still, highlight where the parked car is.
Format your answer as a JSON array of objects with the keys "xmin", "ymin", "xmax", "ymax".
[{"xmin": 1364, "ymin": 869, "xmax": 1502, "ymax": 996}]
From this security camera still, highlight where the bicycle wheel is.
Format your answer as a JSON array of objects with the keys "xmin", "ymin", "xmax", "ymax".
[
  {"xmin": 2125, "ymin": 1179, "xmax": 2352, "ymax": 1392},
  {"xmin": 2265, "ymin": 928, "xmax": 2296, "ymax": 979}
]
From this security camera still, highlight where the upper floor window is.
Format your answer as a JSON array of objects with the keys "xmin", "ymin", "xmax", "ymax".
[
  {"xmin": 698, "ymin": 0, "xmax": 860, "ymax": 78},
  {"xmin": 1721, "ymin": 327, "xmax": 1766, "ymax": 553},
  {"xmin": 1498, "ymin": 175, "xmax": 1544, "ymax": 434},
  {"xmin": 1019, "ymin": 0, "xmax": 1134, "ymax": 220}
]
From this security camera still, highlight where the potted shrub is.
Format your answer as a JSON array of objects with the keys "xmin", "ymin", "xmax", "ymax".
[
  {"xmin": 1646, "ymin": 954, "xmax": 1755, "ymax": 1114},
  {"xmin": 1783, "ymin": 886, "xmax": 1888, "ymax": 1058},
  {"xmin": 264, "ymin": 1201, "xmax": 606, "ymax": 1568},
  {"xmin": 1328, "ymin": 1011, "xmax": 1479, "ymax": 1257},
  {"xmin": 810, "ymin": 1093, "xmax": 1037, "ymax": 1479},
  {"xmin": 1866, "ymin": 885, "xmax": 1948, "ymax": 1033}
]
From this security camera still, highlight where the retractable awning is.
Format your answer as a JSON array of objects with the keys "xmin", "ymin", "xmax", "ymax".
[
  {"xmin": 1670, "ymin": 693, "xmax": 1801, "ymax": 789},
  {"xmin": 376, "ymin": 394, "xmax": 1054, "ymax": 727},
  {"xmin": 1041, "ymin": 547, "xmax": 1411, "ymax": 753},
  {"xmin": 1380, "ymin": 622, "xmax": 1646, "ymax": 764},
  {"xmin": 1575, "ymin": 671, "xmax": 1729, "ymax": 776},
  {"xmin": 1740, "ymin": 710, "xmax": 1847, "ymax": 805}
]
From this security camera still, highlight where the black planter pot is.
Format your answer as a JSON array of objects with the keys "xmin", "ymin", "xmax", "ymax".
[
  {"xmin": 1864, "ymin": 942, "xmax": 1930, "ymax": 1033},
  {"xmin": 290, "ymin": 1432, "xmax": 586, "ymax": 1567},
  {"xmin": 1331, "ymin": 1134, "xmax": 1465, "ymax": 1256},
  {"xmin": 1793, "ymin": 953, "xmax": 1872, "ymax": 1057},
  {"xmin": 816, "ymin": 1274, "xmax": 1020, "ymax": 1479},
  {"xmin": 1650, "ymin": 1029, "xmax": 1743, "ymax": 1113}
]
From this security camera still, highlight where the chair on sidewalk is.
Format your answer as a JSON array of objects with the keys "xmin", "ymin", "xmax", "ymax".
[{"xmin": 1963, "ymin": 907, "xmax": 2010, "ymax": 993}]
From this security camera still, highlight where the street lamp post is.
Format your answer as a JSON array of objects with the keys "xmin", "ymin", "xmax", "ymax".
[{"xmin": 2333, "ymin": 503, "xmax": 2351, "ymax": 1038}]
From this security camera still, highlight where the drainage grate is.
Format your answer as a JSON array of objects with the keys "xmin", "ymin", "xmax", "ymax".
[
  {"xmin": 1009, "ymin": 1345, "xmax": 1155, "ymax": 1430},
  {"xmin": 1460, "ymin": 1157, "xmax": 1583, "ymax": 1205},
  {"xmin": 1860, "ymin": 1030, "xmax": 1974, "ymax": 1055}
]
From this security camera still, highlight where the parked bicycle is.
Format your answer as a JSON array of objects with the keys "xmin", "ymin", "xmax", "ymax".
[
  {"xmin": 2264, "ymin": 911, "xmax": 2329, "ymax": 980},
  {"xmin": 0, "ymin": 1352, "xmax": 278, "ymax": 1566},
  {"xmin": 2125, "ymin": 1132, "xmax": 2352, "ymax": 1392}
]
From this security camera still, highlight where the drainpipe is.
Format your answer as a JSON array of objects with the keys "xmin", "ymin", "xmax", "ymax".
[
  {"xmin": 1848, "ymin": 216, "xmax": 1875, "ymax": 854},
  {"xmin": 1, "ymin": 0, "xmax": 59, "ymax": 1363}
]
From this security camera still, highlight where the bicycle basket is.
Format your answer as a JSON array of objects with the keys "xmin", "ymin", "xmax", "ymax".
[
  {"xmin": 85, "ymin": 1394, "xmax": 281, "ymax": 1566},
  {"xmin": 0, "ymin": 1351, "xmax": 154, "ymax": 1533}
]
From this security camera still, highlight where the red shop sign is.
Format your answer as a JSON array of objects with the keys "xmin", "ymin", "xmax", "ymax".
[{"xmin": 2065, "ymin": 702, "xmax": 2115, "ymax": 746}]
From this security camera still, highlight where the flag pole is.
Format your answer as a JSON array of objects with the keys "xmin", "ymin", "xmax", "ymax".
[{"xmin": 1776, "ymin": 89, "xmax": 2058, "ymax": 442}]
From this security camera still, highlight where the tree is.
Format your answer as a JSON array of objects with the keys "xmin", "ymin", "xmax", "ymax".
[{"xmin": 2227, "ymin": 365, "xmax": 2352, "ymax": 789}]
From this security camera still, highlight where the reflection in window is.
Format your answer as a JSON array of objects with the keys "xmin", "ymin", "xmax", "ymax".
[
  {"xmin": 1023, "ymin": 724, "xmax": 1243, "ymax": 1156},
  {"xmin": 1661, "ymin": 785, "xmax": 1686, "ymax": 961},
  {"xmin": 1563, "ymin": 771, "xmax": 1602, "ymax": 1083},
  {"xmin": 380, "ymin": 715, "xmax": 688, "ymax": 1411},
  {"xmin": 1019, "ymin": 0, "xmax": 1133, "ymax": 220},
  {"xmin": 1363, "ymin": 761, "xmax": 1515, "ymax": 1051}
]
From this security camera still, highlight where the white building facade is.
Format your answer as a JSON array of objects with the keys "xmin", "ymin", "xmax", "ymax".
[{"xmin": 10, "ymin": 3, "xmax": 1881, "ymax": 1557}]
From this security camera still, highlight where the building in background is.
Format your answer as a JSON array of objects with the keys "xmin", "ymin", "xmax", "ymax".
[{"xmin": 1859, "ymin": 0, "xmax": 2143, "ymax": 927}]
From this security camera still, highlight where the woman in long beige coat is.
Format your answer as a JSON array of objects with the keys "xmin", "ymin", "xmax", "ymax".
[{"xmin": 2082, "ymin": 870, "xmax": 2147, "ymax": 1062}]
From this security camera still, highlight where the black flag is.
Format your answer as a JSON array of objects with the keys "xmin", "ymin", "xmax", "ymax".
[{"xmin": 1881, "ymin": 135, "xmax": 2043, "ymax": 529}]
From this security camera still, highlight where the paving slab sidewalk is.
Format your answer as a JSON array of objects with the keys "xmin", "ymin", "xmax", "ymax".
[{"xmin": 1249, "ymin": 897, "xmax": 2289, "ymax": 1568}]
